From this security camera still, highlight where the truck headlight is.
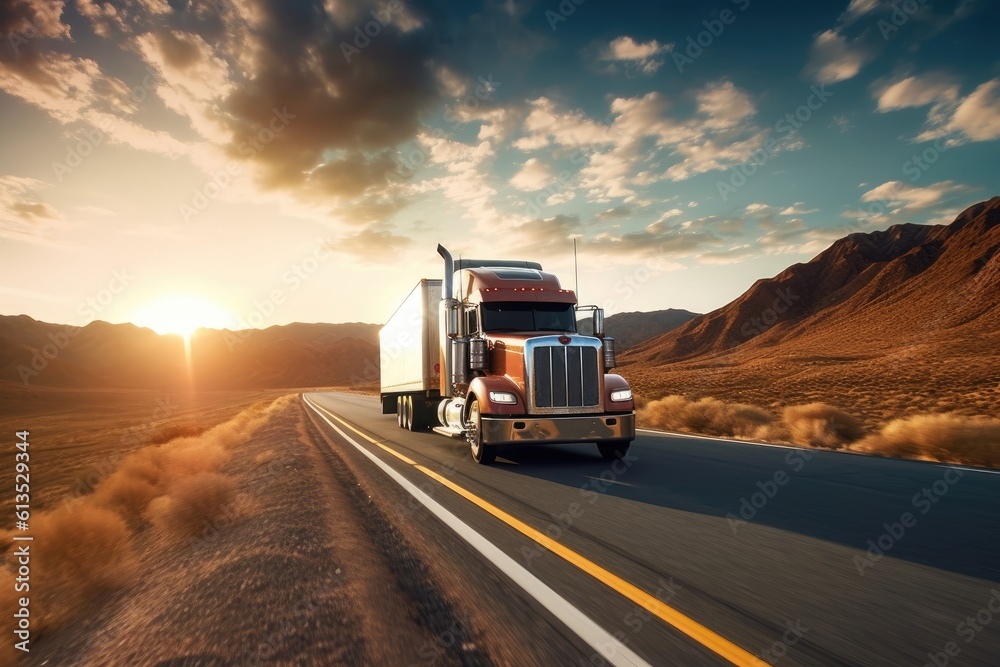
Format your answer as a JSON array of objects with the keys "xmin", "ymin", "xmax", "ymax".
[
  {"xmin": 610, "ymin": 388, "xmax": 632, "ymax": 402},
  {"xmin": 489, "ymin": 391, "xmax": 517, "ymax": 404}
]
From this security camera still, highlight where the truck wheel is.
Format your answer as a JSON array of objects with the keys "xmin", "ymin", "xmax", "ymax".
[
  {"xmin": 397, "ymin": 397, "xmax": 404, "ymax": 428},
  {"xmin": 406, "ymin": 395, "xmax": 422, "ymax": 431},
  {"xmin": 466, "ymin": 399, "xmax": 497, "ymax": 465},
  {"xmin": 598, "ymin": 440, "xmax": 630, "ymax": 461}
]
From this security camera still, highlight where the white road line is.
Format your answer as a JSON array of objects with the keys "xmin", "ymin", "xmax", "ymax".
[
  {"xmin": 636, "ymin": 428, "xmax": 803, "ymax": 451},
  {"xmin": 303, "ymin": 396, "xmax": 653, "ymax": 667},
  {"xmin": 945, "ymin": 466, "xmax": 1000, "ymax": 476}
]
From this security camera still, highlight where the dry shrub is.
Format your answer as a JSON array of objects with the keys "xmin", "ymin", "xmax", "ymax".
[
  {"xmin": 146, "ymin": 473, "xmax": 237, "ymax": 539},
  {"xmin": 92, "ymin": 475, "xmax": 160, "ymax": 523},
  {"xmin": 32, "ymin": 504, "xmax": 135, "ymax": 632},
  {"xmin": 638, "ymin": 394, "xmax": 775, "ymax": 440},
  {"xmin": 853, "ymin": 413, "xmax": 1000, "ymax": 468},
  {"xmin": 90, "ymin": 396, "xmax": 289, "ymax": 519},
  {"xmin": 0, "ymin": 395, "xmax": 294, "ymax": 638},
  {"xmin": 145, "ymin": 422, "xmax": 212, "ymax": 445},
  {"xmin": 782, "ymin": 403, "xmax": 866, "ymax": 449}
]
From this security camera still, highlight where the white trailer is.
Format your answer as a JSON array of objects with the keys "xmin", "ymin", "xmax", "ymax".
[{"xmin": 379, "ymin": 279, "xmax": 442, "ymax": 429}]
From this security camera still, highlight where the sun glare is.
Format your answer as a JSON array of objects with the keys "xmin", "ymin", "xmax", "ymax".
[{"xmin": 132, "ymin": 295, "xmax": 233, "ymax": 338}]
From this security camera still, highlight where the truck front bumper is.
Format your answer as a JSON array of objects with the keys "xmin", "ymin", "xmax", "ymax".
[{"xmin": 480, "ymin": 413, "xmax": 635, "ymax": 446}]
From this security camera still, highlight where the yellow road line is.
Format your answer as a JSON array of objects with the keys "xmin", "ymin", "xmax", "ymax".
[{"xmin": 305, "ymin": 396, "xmax": 769, "ymax": 667}]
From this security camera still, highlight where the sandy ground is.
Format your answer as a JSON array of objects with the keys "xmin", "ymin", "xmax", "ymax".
[{"xmin": 21, "ymin": 396, "xmax": 491, "ymax": 666}]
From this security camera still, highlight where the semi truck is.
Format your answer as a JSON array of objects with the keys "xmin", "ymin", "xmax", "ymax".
[{"xmin": 379, "ymin": 245, "xmax": 636, "ymax": 464}]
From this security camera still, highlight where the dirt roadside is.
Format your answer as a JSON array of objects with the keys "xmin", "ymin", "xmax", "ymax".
[{"xmin": 24, "ymin": 396, "xmax": 490, "ymax": 665}]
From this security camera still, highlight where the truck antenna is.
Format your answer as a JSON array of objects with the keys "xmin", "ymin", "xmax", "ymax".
[{"xmin": 573, "ymin": 238, "xmax": 579, "ymax": 300}]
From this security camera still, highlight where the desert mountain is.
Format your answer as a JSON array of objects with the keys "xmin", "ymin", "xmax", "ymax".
[
  {"xmin": 604, "ymin": 309, "xmax": 700, "ymax": 349},
  {"xmin": 0, "ymin": 316, "xmax": 380, "ymax": 390},
  {"xmin": 621, "ymin": 197, "xmax": 1000, "ymax": 423}
]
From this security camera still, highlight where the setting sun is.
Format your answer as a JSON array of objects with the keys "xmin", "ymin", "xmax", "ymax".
[{"xmin": 132, "ymin": 295, "xmax": 233, "ymax": 338}]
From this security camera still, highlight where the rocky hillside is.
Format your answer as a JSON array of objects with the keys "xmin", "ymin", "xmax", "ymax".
[
  {"xmin": 604, "ymin": 308, "xmax": 700, "ymax": 349},
  {"xmin": 621, "ymin": 197, "xmax": 1000, "ymax": 423}
]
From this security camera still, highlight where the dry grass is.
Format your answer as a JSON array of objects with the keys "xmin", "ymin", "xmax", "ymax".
[
  {"xmin": 853, "ymin": 413, "xmax": 1000, "ymax": 468},
  {"xmin": 639, "ymin": 392, "xmax": 1000, "ymax": 468},
  {"xmin": 32, "ymin": 504, "xmax": 136, "ymax": 632},
  {"xmin": 0, "ymin": 393, "xmax": 294, "ymax": 649},
  {"xmin": 146, "ymin": 473, "xmax": 237, "ymax": 539},
  {"xmin": 638, "ymin": 395, "xmax": 775, "ymax": 440},
  {"xmin": 782, "ymin": 403, "xmax": 865, "ymax": 449}
]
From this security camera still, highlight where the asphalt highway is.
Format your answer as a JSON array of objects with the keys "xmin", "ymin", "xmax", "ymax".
[{"xmin": 303, "ymin": 392, "xmax": 1000, "ymax": 667}]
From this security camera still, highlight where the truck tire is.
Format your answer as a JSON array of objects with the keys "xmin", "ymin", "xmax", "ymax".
[
  {"xmin": 466, "ymin": 398, "xmax": 497, "ymax": 465},
  {"xmin": 397, "ymin": 396, "xmax": 404, "ymax": 428},
  {"xmin": 406, "ymin": 395, "xmax": 422, "ymax": 431},
  {"xmin": 598, "ymin": 440, "xmax": 630, "ymax": 461}
]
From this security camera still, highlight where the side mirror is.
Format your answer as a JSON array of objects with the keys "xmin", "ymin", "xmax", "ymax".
[
  {"xmin": 444, "ymin": 299, "xmax": 461, "ymax": 338},
  {"xmin": 593, "ymin": 308, "xmax": 604, "ymax": 337}
]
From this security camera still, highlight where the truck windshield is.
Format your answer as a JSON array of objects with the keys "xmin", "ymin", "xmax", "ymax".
[{"xmin": 481, "ymin": 302, "xmax": 577, "ymax": 333}]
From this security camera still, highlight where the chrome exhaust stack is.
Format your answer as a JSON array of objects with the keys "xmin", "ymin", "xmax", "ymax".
[{"xmin": 437, "ymin": 244, "xmax": 458, "ymax": 397}]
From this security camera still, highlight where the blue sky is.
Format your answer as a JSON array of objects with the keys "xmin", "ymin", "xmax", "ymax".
[{"xmin": 0, "ymin": 0, "xmax": 997, "ymax": 333}]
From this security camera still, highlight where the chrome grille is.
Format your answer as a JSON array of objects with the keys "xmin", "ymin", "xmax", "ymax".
[{"xmin": 532, "ymin": 345, "xmax": 600, "ymax": 408}]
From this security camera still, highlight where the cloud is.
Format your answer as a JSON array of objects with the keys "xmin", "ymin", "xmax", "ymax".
[
  {"xmin": 842, "ymin": 0, "xmax": 883, "ymax": 20},
  {"xmin": 584, "ymin": 214, "xmax": 747, "ymax": 264},
  {"xmin": 327, "ymin": 226, "xmax": 413, "ymax": 261},
  {"xmin": 744, "ymin": 203, "xmax": 775, "ymax": 215},
  {"xmin": 592, "ymin": 205, "xmax": 634, "ymax": 223},
  {"xmin": 754, "ymin": 217, "xmax": 846, "ymax": 256},
  {"xmin": 509, "ymin": 158, "xmax": 553, "ymax": 192},
  {"xmin": 695, "ymin": 80, "xmax": 755, "ymax": 130},
  {"xmin": 0, "ymin": 175, "xmax": 68, "ymax": 243},
  {"xmin": 780, "ymin": 202, "xmax": 819, "ymax": 215},
  {"xmin": 598, "ymin": 36, "xmax": 672, "ymax": 75},
  {"xmin": 652, "ymin": 208, "xmax": 682, "ymax": 223},
  {"xmin": 861, "ymin": 180, "xmax": 967, "ymax": 212},
  {"xmin": 408, "ymin": 132, "xmax": 521, "ymax": 234},
  {"xmin": 513, "ymin": 96, "xmax": 611, "ymax": 150},
  {"xmin": 502, "ymin": 214, "xmax": 584, "ymax": 258},
  {"xmin": 874, "ymin": 71, "xmax": 1000, "ymax": 145},
  {"xmin": 805, "ymin": 29, "xmax": 873, "ymax": 84},
  {"xmin": 447, "ymin": 102, "xmax": 520, "ymax": 142},
  {"xmin": 133, "ymin": 29, "xmax": 234, "ymax": 142},
  {"xmin": 942, "ymin": 79, "xmax": 1000, "ymax": 142},
  {"xmin": 875, "ymin": 74, "xmax": 959, "ymax": 111},
  {"xmin": 512, "ymin": 81, "xmax": 775, "ymax": 201}
]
